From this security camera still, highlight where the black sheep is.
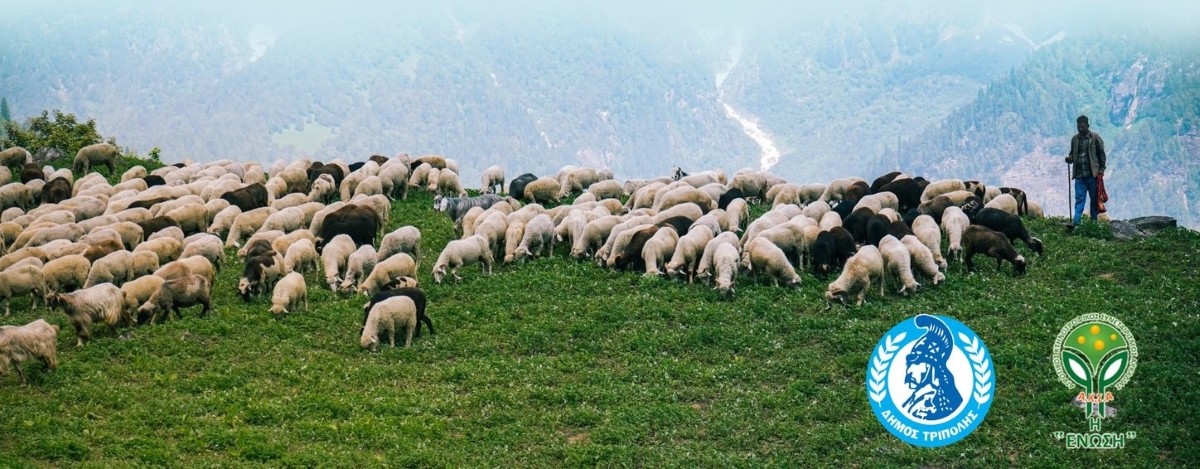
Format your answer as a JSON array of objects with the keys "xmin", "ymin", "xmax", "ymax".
[
  {"xmin": 19, "ymin": 163, "xmax": 43, "ymax": 184},
  {"xmin": 221, "ymin": 183, "xmax": 269, "ymax": 212},
  {"xmin": 348, "ymin": 161, "xmax": 366, "ymax": 172},
  {"xmin": 963, "ymin": 225, "xmax": 1026, "ymax": 275},
  {"xmin": 142, "ymin": 175, "xmax": 166, "ymax": 187},
  {"xmin": 138, "ymin": 216, "xmax": 179, "ymax": 237},
  {"xmin": 887, "ymin": 220, "xmax": 914, "ymax": 239},
  {"xmin": 843, "ymin": 207, "xmax": 875, "ymax": 244},
  {"xmin": 866, "ymin": 214, "xmax": 892, "ymax": 247},
  {"xmin": 508, "ymin": 173, "xmax": 538, "ymax": 201},
  {"xmin": 362, "ymin": 287, "xmax": 434, "ymax": 338},
  {"xmin": 829, "ymin": 226, "xmax": 857, "ymax": 267},
  {"xmin": 316, "ymin": 205, "xmax": 381, "ymax": 249},
  {"xmin": 811, "ymin": 231, "xmax": 836, "ymax": 278},
  {"xmin": 718, "ymin": 188, "xmax": 745, "ymax": 210},
  {"xmin": 43, "ymin": 177, "xmax": 73, "ymax": 204},
  {"xmin": 870, "ymin": 171, "xmax": 903, "ymax": 194},
  {"xmin": 657, "ymin": 216, "xmax": 694, "ymax": 237},
  {"xmin": 877, "ymin": 178, "xmax": 924, "ymax": 212},
  {"xmin": 128, "ymin": 197, "xmax": 171, "ymax": 211},
  {"xmin": 973, "ymin": 208, "xmax": 1043, "ymax": 255}
]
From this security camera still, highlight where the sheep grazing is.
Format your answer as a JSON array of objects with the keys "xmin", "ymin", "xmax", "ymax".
[
  {"xmin": 901, "ymin": 235, "xmax": 945, "ymax": 286},
  {"xmin": 0, "ymin": 147, "xmax": 33, "ymax": 167},
  {"xmin": 0, "ymin": 319, "xmax": 59, "ymax": 385},
  {"xmin": 433, "ymin": 235, "xmax": 493, "ymax": 284},
  {"xmin": 665, "ymin": 226, "xmax": 715, "ymax": 283},
  {"xmin": 42, "ymin": 254, "xmax": 90, "ymax": 295},
  {"xmin": 694, "ymin": 231, "xmax": 740, "ymax": 281},
  {"xmin": 920, "ymin": 178, "xmax": 966, "ymax": 204},
  {"xmin": 155, "ymin": 256, "xmax": 216, "ymax": 286},
  {"xmin": 523, "ymin": 177, "xmax": 562, "ymax": 205},
  {"xmin": 911, "ymin": 215, "xmax": 947, "ymax": 270},
  {"xmin": 587, "ymin": 179, "xmax": 623, "ymax": 201},
  {"xmin": 360, "ymin": 296, "xmax": 418, "ymax": 351},
  {"xmin": 940, "ymin": 206, "xmax": 971, "ymax": 263},
  {"xmin": 712, "ymin": 242, "xmax": 740, "ymax": 297},
  {"xmin": 973, "ymin": 208, "xmax": 1044, "ymax": 256},
  {"xmin": 825, "ymin": 245, "xmax": 884, "ymax": 306},
  {"xmin": 879, "ymin": 235, "xmax": 920, "ymax": 296},
  {"xmin": 358, "ymin": 253, "xmax": 417, "ymax": 297},
  {"xmin": 743, "ymin": 237, "xmax": 801, "ymax": 288},
  {"xmin": 480, "ymin": 165, "xmax": 506, "ymax": 194},
  {"xmin": 181, "ymin": 234, "xmax": 226, "ymax": 272},
  {"xmin": 239, "ymin": 251, "xmax": 285, "ymax": 301},
  {"xmin": 607, "ymin": 224, "xmax": 659, "ymax": 271},
  {"xmin": 320, "ymin": 234, "xmax": 356, "ymax": 290},
  {"xmin": 641, "ymin": 226, "xmax": 679, "ymax": 277},
  {"xmin": 999, "ymin": 187, "xmax": 1029, "ymax": 216},
  {"xmin": 362, "ymin": 286, "xmax": 432, "ymax": 338},
  {"xmin": 284, "ymin": 239, "xmax": 320, "ymax": 275},
  {"xmin": 269, "ymin": 272, "xmax": 308, "ymax": 317},
  {"xmin": 571, "ymin": 215, "xmax": 621, "ymax": 260},
  {"xmin": 984, "ymin": 193, "xmax": 1020, "ymax": 216},
  {"xmin": 138, "ymin": 274, "xmax": 214, "ymax": 324},
  {"xmin": 134, "ymin": 237, "xmax": 182, "ymax": 265},
  {"xmin": 963, "ymin": 225, "xmax": 1027, "ymax": 275},
  {"xmin": 340, "ymin": 245, "xmax": 379, "ymax": 293},
  {"xmin": 514, "ymin": 214, "xmax": 555, "ymax": 262},
  {"xmin": 810, "ymin": 231, "xmax": 836, "ymax": 279},
  {"xmin": 121, "ymin": 275, "xmax": 165, "ymax": 324},
  {"xmin": 73, "ymin": 143, "xmax": 120, "ymax": 175},
  {"xmin": 48, "ymin": 283, "xmax": 130, "ymax": 347},
  {"xmin": 0, "ymin": 265, "xmax": 46, "ymax": 315}
]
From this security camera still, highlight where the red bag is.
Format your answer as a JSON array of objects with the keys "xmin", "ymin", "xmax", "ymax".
[{"xmin": 1097, "ymin": 174, "xmax": 1109, "ymax": 213}]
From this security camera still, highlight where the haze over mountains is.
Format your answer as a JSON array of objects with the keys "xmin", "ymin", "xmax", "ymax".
[{"xmin": 2, "ymin": 1, "xmax": 1198, "ymax": 226}]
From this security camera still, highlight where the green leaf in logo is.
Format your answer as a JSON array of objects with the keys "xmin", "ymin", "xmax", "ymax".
[
  {"xmin": 1061, "ymin": 351, "xmax": 1092, "ymax": 389},
  {"xmin": 1098, "ymin": 350, "xmax": 1129, "ymax": 389}
]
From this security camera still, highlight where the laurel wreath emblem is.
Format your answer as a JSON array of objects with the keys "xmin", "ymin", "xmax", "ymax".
[
  {"xmin": 958, "ymin": 332, "xmax": 993, "ymax": 404},
  {"xmin": 869, "ymin": 332, "xmax": 905, "ymax": 404}
]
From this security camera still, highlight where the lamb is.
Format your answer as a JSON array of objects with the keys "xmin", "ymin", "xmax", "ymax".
[
  {"xmin": 138, "ymin": 274, "xmax": 213, "ymax": 324},
  {"xmin": 339, "ymin": 245, "xmax": 379, "ymax": 293},
  {"xmin": 181, "ymin": 234, "xmax": 226, "ymax": 271},
  {"xmin": 358, "ymin": 253, "xmax": 417, "ymax": 296},
  {"xmin": 0, "ymin": 319, "xmax": 59, "ymax": 384},
  {"xmin": 121, "ymin": 275, "xmax": 165, "ymax": 324},
  {"xmin": 641, "ymin": 226, "xmax": 679, "ymax": 277},
  {"xmin": 963, "ymin": 225, "xmax": 1027, "ymax": 275},
  {"xmin": 523, "ymin": 177, "xmax": 562, "ymax": 205},
  {"xmin": 940, "ymin": 206, "xmax": 971, "ymax": 263},
  {"xmin": 134, "ymin": 237, "xmax": 182, "ymax": 265},
  {"xmin": 353, "ymin": 175, "xmax": 384, "ymax": 199},
  {"xmin": 268, "ymin": 272, "xmax": 308, "ymax": 317},
  {"xmin": 73, "ymin": 143, "xmax": 120, "ymax": 175},
  {"xmin": 984, "ymin": 193, "xmax": 1020, "ymax": 216},
  {"xmin": 920, "ymin": 179, "xmax": 967, "ymax": 204},
  {"xmin": 901, "ymin": 235, "xmax": 945, "ymax": 286},
  {"xmin": 378, "ymin": 226, "xmax": 422, "ymax": 268},
  {"xmin": 711, "ymin": 243, "xmax": 740, "ymax": 297},
  {"xmin": 480, "ymin": 165, "xmax": 505, "ymax": 194},
  {"xmin": 0, "ymin": 265, "xmax": 47, "ymax": 315},
  {"xmin": 432, "ymin": 235, "xmax": 493, "ymax": 284},
  {"xmin": 879, "ymin": 235, "xmax": 921, "ymax": 296},
  {"xmin": 911, "ymin": 215, "xmax": 947, "ymax": 270},
  {"xmin": 360, "ymin": 296, "xmax": 418, "ymax": 351},
  {"xmin": 284, "ymin": 239, "xmax": 319, "ymax": 275},
  {"xmin": 825, "ymin": 245, "xmax": 884, "ymax": 306},
  {"xmin": 694, "ymin": 231, "xmax": 740, "ymax": 281},
  {"xmin": 514, "ymin": 214, "xmax": 555, "ymax": 262},
  {"xmin": 270, "ymin": 229, "xmax": 315, "ymax": 257},
  {"xmin": 48, "ymin": 283, "xmax": 130, "ymax": 346},
  {"xmin": 665, "ymin": 225, "xmax": 714, "ymax": 283},
  {"xmin": 973, "ymin": 208, "xmax": 1044, "ymax": 255},
  {"xmin": 436, "ymin": 169, "xmax": 466, "ymax": 198},
  {"xmin": 41, "ymin": 254, "xmax": 90, "ymax": 295},
  {"xmin": 743, "ymin": 237, "xmax": 801, "ymax": 288},
  {"xmin": 320, "ymin": 234, "xmax": 356, "ymax": 290}
]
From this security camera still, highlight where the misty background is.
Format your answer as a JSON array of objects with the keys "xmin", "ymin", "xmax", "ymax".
[{"xmin": 2, "ymin": 0, "xmax": 1199, "ymax": 226}]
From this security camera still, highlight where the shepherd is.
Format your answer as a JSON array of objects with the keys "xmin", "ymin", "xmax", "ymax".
[{"xmin": 1065, "ymin": 115, "xmax": 1107, "ymax": 229}]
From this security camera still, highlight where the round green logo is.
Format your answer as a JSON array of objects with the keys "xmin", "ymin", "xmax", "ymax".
[{"xmin": 1052, "ymin": 313, "xmax": 1138, "ymax": 416}]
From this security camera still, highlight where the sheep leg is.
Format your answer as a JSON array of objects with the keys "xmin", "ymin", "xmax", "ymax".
[
  {"xmin": 14, "ymin": 362, "xmax": 26, "ymax": 385},
  {"xmin": 201, "ymin": 297, "xmax": 212, "ymax": 317},
  {"xmin": 965, "ymin": 252, "xmax": 977, "ymax": 273},
  {"xmin": 404, "ymin": 322, "xmax": 414, "ymax": 348},
  {"xmin": 419, "ymin": 314, "xmax": 435, "ymax": 336}
]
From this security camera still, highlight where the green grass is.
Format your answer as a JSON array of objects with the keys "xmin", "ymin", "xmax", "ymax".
[{"xmin": 1, "ymin": 189, "xmax": 1198, "ymax": 468}]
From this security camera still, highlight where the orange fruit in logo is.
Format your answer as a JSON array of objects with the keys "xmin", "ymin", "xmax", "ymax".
[
  {"xmin": 1094, "ymin": 340, "xmax": 1105, "ymax": 351},
  {"xmin": 1091, "ymin": 325, "xmax": 1101, "ymax": 335},
  {"xmin": 1110, "ymin": 334, "xmax": 1117, "ymax": 341},
  {"xmin": 1077, "ymin": 336, "xmax": 1086, "ymax": 345}
]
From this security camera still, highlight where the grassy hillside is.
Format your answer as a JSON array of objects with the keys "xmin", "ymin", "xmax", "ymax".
[{"xmin": 1, "ymin": 188, "xmax": 1198, "ymax": 467}]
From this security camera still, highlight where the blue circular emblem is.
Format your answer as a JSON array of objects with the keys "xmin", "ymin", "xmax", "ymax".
[{"xmin": 866, "ymin": 314, "xmax": 994, "ymax": 447}]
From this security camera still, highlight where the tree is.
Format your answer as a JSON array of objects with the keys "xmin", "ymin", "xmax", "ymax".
[{"xmin": 0, "ymin": 109, "xmax": 115, "ymax": 157}]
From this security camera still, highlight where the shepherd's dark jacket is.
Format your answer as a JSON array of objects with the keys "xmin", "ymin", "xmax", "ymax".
[{"xmin": 1070, "ymin": 131, "xmax": 1107, "ymax": 179}]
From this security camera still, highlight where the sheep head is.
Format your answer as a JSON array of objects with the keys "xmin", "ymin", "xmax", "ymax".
[
  {"xmin": 237, "ymin": 277, "xmax": 254, "ymax": 302},
  {"xmin": 1013, "ymin": 255, "xmax": 1027, "ymax": 275},
  {"xmin": 269, "ymin": 304, "xmax": 286, "ymax": 317},
  {"xmin": 432, "ymin": 266, "xmax": 446, "ymax": 284}
]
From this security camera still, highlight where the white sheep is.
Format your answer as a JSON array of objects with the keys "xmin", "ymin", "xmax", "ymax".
[
  {"xmin": 283, "ymin": 238, "xmax": 319, "ymax": 275},
  {"xmin": 181, "ymin": 234, "xmax": 226, "ymax": 271},
  {"xmin": 379, "ymin": 164, "xmax": 410, "ymax": 200},
  {"xmin": 523, "ymin": 177, "xmax": 562, "ymax": 205},
  {"xmin": 147, "ymin": 226, "xmax": 185, "ymax": 244},
  {"xmin": 423, "ymin": 167, "xmax": 440, "ymax": 193},
  {"xmin": 308, "ymin": 173, "xmax": 337, "ymax": 204},
  {"xmin": 130, "ymin": 250, "xmax": 160, "ymax": 279},
  {"xmin": 571, "ymin": 215, "xmax": 621, "ymax": 260},
  {"xmin": 353, "ymin": 175, "xmax": 384, "ymax": 199},
  {"xmin": 155, "ymin": 256, "xmax": 216, "ymax": 285},
  {"xmin": 134, "ymin": 237, "xmax": 182, "ymax": 265},
  {"xmin": 911, "ymin": 215, "xmax": 947, "ymax": 270},
  {"xmin": 436, "ymin": 169, "xmax": 466, "ymax": 198},
  {"xmin": 514, "ymin": 214, "xmax": 555, "ymax": 262},
  {"xmin": 502, "ymin": 218, "xmax": 526, "ymax": 264},
  {"xmin": 164, "ymin": 203, "xmax": 208, "ymax": 235},
  {"xmin": 940, "ymin": 206, "xmax": 971, "ymax": 263},
  {"xmin": 340, "ymin": 245, "xmax": 379, "ymax": 292},
  {"xmin": 359, "ymin": 253, "xmax": 417, "ymax": 296},
  {"xmin": 90, "ymin": 222, "xmax": 143, "ymax": 250},
  {"xmin": 270, "ymin": 193, "xmax": 309, "ymax": 211},
  {"xmin": 692, "ymin": 231, "xmax": 741, "ymax": 282},
  {"xmin": 641, "ymin": 226, "xmax": 679, "ymax": 277},
  {"xmin": 725, "ymin": 198, "xmax": 749, "ymax": 233},
  {"xmin": 665, "ymin": 226, "xmax": 715, "ymax": 283},
  {"xmin": 480, "ymin": 165, "xmax": 505, "ymax": 194},
  {"xmin": 433, "ymin": 235, "xmax": 493, "ymax": 284},
  {"xmin": 820, "ymin": 177, "xmax": 867, "ymax": 203},
  {"xmin": 378, "ymin": 226, "xmax": 422, "ymax": 268},
  {"xmin": 85, "ymin": 250, "xmax": 133, "ymax": 288},
  {"xmin": 712, "ymin": 242, "xmax": 740, "ymax": 297},
  {"xmin": 920, "ymin": 179, "xmax": 967, "ymax": 204},
  {"xmin": 224, "ymin": 207, "xmax": 276, "ymax": 247},
  {"xmin": 269, "ymin": 272, "xmax": 308, "ymax": 317},
  {"xmin": 360, "ymin": 295, "xmax": 418, "ymax": 351},
  {"xmin": 408, "ymin": 163, "xmax": 433, "ymax": 189},
  {"xmin": 553, "ymin": 210, "xmax": 587, "ymax": 249},
  {"xmin": 138, "ymin": 274, "xmax": 212, "ymax": 324},
  {"xmin": 984, "ymin": 193, "xmax": 1019, "ymax": 216},
  {"xmin": 901, "ymin": 235, "xmax": 945, "ymax": 286},
  {"xmin": 0, "ymin": 319, "xmax": 59, "ymax": 384},
  {"xmin": 743, "ymin": 237, "xmax": 801, "ymax": 288},
  {"xmin": 261, "ymin": 206, "xmax": 307, "ymax": 233},
  {"xmin": 879, "ymin": 235, "xmax": 920, "ymax": 296},
  {"xmin": 320, "ymin": 234, "xmax": 356, "ymax": 290},
  {"xmin": 121, "ymin": 275, "xmax": 165, "ymax": 323},
  {"xmin": 825, "ymin": 245, "xmax": 884, "ymax": 306},
  {"xmin": 0, "ymin": 265, "xmax": 47, "ymax": 315},
  {"xmin": 48, "ymin": 283, "xmax": 130, "ymax": 347},
  {"xmin": 586, "ymin": 179, "xmax": 622, "ymax": 200},
  {"xmin": 41, "ymin": 254, "xmax": 90, "ymax": 295}
]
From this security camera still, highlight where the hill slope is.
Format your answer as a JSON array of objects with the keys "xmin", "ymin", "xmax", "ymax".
[{"xmin": 1, "ymin": 186, "xmax": 1197, "ymax": 467}]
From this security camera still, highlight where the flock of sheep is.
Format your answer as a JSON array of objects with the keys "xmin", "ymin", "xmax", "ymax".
[{"xmin": 0, "ymin": 142, "xmax": 1047, "ymax": 385}]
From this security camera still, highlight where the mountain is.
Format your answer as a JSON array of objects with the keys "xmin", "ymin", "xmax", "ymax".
[{"xmin": 890, "ymin": 31, "xmax": 1200, "ymax": 227}]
